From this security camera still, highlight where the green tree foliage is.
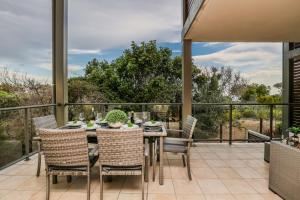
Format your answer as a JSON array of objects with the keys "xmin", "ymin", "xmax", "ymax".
[
  {"xmin": 68, "ymin": 77, "xmax": 104, "ymax": 103},
  {"xmin": 83, "ymin": 41, "xmax": 182, "ymax": 103},
  {"xmin": 241, "ymin": 83, "xmax": 270, "ymax": 102},
  {"xmin": 0, "ymin": 91, "xmax": 20, "ymax": 108}
]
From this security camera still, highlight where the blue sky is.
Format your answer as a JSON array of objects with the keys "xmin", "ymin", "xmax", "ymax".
[{"xmin": 0, "ymin": 0, "xmax": 282, "ymax": 92}]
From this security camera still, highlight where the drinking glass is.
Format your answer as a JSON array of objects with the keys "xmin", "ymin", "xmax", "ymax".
[
  {"xmin": 79, "ymin": 113, "xmax": 85, "ymax": 123},
  {"xmin": 96, "ymin": 113, "xmax": 102, "ymax": 121},
  {"xmin": 142, "ymin": 112, "xmax": 148, "ymax": 122}
]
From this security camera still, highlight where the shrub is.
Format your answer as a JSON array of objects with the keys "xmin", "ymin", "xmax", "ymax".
[
  {"xmin": 241, "ymin": 108, "xmax": 256, "ymax": 118},
  {"xmin": 105, "ymin": 109, "xmax": 128, "ymax": 124}
]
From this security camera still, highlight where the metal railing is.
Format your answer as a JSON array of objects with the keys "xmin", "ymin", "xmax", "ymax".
[
  {"xmin": 0, "ymin": 102, "xmax": 299, "ymax": 169},
  {"xmin": 0, "ymin": 104, "xmax": 56, "ymax": 169},
  {"xmin": 191, "ymin": 103, "xmax": 300, "ymax": 143}
]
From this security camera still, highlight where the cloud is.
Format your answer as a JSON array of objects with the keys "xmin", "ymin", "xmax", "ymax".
[
  {"xmin": 69, "ymin": 49, "xmax": 102, "ymax": 55},
  {"xmin": 202, "ymin": 42, "xmax": 229, "ymax": 47},
  {"xmin": 193, "ymin": 43, "xmax": 282, "ymax": 93},
  {"xmin": 68, "ymin": 0, "xmax": 182, "ymax": 50},
  {"xmin": 172, "ymin": 49, "xmax": 181, "ymax": 53},
  {"xmin": 68, "ymin": 64, "xmax": 82, "ymax": 73},
  {"xmin": 0, "ymin": 0, "xmax": 181, "ymax": 80}
]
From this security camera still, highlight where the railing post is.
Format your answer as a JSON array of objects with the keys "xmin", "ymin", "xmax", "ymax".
[
  {"xmin": 259, "ymin": 118, "xmax": 263, "ymax": 134},
  {"xmin": 220, "ymin": 124, "xmax": 223, "ymax": 143},
  {"xmin": 270, "ymin": 105, "xmax": 274, "ymax": 141},
  {"xmin": 229, "ymin": 105, "xmax": 233, "ymax": 145},
  {"xmin": 24, "ymin": 108, "xmax": 30, "ymax": 161}
]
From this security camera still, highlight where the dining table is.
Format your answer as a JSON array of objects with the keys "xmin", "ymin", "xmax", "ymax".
[{"xmin": 35, "ymin": 122, "xmax": 167, "ymax": 185}]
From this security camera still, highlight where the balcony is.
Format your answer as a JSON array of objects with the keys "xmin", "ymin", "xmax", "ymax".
[{"xmin": 0, "ymin": 102, "xmax": 292, "ymax": 200}]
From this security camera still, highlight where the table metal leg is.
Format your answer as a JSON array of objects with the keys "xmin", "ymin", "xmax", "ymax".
[
  {"xmin": 159, "ymin": 136, "xmax": 164, "ymax": 185},
  {"xmin": 152, "ymin": 139, "xmax": 156, "ymax": 182},
  {"xmin": 149, "ymin": 139, "xmax": 153, "ymax": 166}
]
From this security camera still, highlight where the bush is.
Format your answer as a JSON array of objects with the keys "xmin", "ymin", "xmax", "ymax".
[
  {"xmin": 241, "ymin": 108, "xmax": 256, "ymax": 118},
  {"xmin": 0, "ymin": 90, "xmax": 19, "ymax": 108},
  {"xmin": 105, "ymin": 109, "xmax": 128, "ymax": 124}
]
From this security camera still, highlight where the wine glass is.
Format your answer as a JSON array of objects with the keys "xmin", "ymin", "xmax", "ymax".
[
  {"xmin": 79, "ymin": 113, "xmax": 84, "ymax": 124},
  {"xmin": 96, "ymin": 113, "xmax": 102, "ymax": 122},
  {"xmin": 142, "ymin": 112, "xmax": 148, "ymax": 123}
]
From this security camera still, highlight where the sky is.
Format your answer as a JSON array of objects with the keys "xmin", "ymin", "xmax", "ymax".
[{"xmin": 0, "ymin": 0, "xmax": 282, "ymax": 92}]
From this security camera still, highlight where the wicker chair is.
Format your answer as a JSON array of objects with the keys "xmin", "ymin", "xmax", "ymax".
[
  {"xmin": 96, "ymin": 128, "xmax": 146, "ymax": 200},
  {"xmin": 160, "ymin": 115, "xmax": 197, "ymax": 180},
  {"xmin": 32, "ymin": 115, "xmax": 58, "ymax": 177},
  {"xmin": 39, "ymin": 128, "xmax": 97, "ymax": 200}
]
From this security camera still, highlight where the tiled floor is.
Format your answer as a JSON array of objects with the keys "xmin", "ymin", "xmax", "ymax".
[{"xmin": 0, "ymin": 143, "xmax": 282, "ymax": 200}]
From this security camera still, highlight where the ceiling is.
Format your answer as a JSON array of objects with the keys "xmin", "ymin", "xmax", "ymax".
[{"xmin": 185, "ymin": 0, "xmax": 300, "ymax": 42}]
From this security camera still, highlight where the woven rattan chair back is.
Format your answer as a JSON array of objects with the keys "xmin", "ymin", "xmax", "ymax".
[
  {"xmin": 182, "ymin": 115, "xmax": 197, "ymax": 139},
  {"xmin": 32, "ymin": 115, "xmax": 57, "ymax": 135},
  {"xmin": 97, "ymin": 128, "xmax": 144, "ymax": 167},
  {"xmin": 39, "ymin": 128, "xmax": 89, "ymax": 167}
]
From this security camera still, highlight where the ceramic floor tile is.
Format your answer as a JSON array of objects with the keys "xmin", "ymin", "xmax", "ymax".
[
  {"xmin": 204, "ymin": 194, "xmax": 236, "ymax": 200},
  {"xmin": 147, "ymin": 194, "xmax": 176, "ymax": 200},
  {"xmin": 245, "ymin": 179, "xmax": 272, "ymax": 194},
  {"xmin": 197, "ymin": 179, "xmax": 230, "ymax": 194},
  {"xmin": 222, "ymin": 179, "xmax": 257, "ymax": 194},
  {"xmin": 191, "ymin": 168, "xmax": 217, "ymax": 179},
  {"xmin": 233, "ymin": 167, "xmax": 263, "ymax": 179},
  {"xmin": 121, "ymin": 176, "xmax": 146, "ymax": 194},
  {"xmin": 212, "ymin": 168, "xmax": 241, "ymax": 179},
  {"xmin": 1, "ymin": 190, "xmax": 37, "ymax": 200},
  {"xmin": 206, "ymin": 160, "xmax": 228, "ymax": 168},
  {"xmin": 0, "ymin": 176, "xmax": 32, "ymax": 190},
  {"xmin": 16, "ymin": 176, "xmax": 45, "ymax": 191},
  {"xmin": 117, "ymin": 193, "xmax": 143, "ymax": 200},
  {"xmin": 30, "ymin": 190, "xmax": 63, "ymax": 200},
  {"xmin": 190, "ymin": 159, "xmax": 209, "ymax": 168},
  {"xmin": 176, "ymin": 194, "xmax": 206, "ymax": 200},
  {"xmin": 148, "ymin": 179, "xmax": 174, "ymax": 194},
  {"xmin": 233, "ymin": 194, "xmax": 264, "ymax": 200},
  {"xmin": 172, "ymin": 179, "xmax": 202, "ymax": 194}
]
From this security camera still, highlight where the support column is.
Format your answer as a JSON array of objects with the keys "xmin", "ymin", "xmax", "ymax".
[
  {"xmin": 282, "ymin": 43, "xmax": 290, "ymax": 134},
  {"xmin": 182, "ymin": 39, "xmax": 192, "ymax": 119},
  {"xmin": 52, "ymin": 0, "xmax": 68, "ymax": 126},
  {"xmin": 182, "ymin": 0, "xmax": 192, "ymax": 120}
]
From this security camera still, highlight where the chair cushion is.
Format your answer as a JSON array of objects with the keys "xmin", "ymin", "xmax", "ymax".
[
  {"xmin": 163, "ymin": 144, "xmax": 187, "ymax": 153},
  {"xmin": 102, "ymin": 165, "xmax": 142, "ymax": 175},
  {"xmin": 164, "ymin": 137, "xmax": 187, "ymax": 146}
]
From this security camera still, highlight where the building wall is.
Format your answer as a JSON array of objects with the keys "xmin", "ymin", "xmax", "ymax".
[{"xmin": 283, "ymin": 43, "xmax": 300, "ymax": 132}]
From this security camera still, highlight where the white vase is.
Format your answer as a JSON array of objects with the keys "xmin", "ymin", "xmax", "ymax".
[{"xmin": 108, "ymin": 122, "xmax": 123, "ymax": 128}]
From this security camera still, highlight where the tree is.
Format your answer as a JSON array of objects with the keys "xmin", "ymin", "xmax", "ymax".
[
  {"xmin": 83, "ymin": 41, "xmax": 182, "ymax": 103},
  {"xmin": 241, "ymin": 83, "xmax": 270, "ymax": 102},
  {"xmin": 0, "ymin": 68, "xmax": 52, "ymax": 105}
]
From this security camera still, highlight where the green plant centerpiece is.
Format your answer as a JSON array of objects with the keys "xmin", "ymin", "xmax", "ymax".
[{"xmin": 105, "ymin": 109, "xmax": 128, "ymax": 128}]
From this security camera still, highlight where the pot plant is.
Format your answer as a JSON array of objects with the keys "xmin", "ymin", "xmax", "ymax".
[
  {"xmin": 105, "ymin": 109, "xmax": 128, "ymax": 128},
  {"xmin": 288, "ymin": 126, "xmax": 300, "ymax": 147}
]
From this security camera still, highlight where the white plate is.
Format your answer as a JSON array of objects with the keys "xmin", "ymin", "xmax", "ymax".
[
  {"xmin": 83, "ymin": 124, "xmax": 98, "ymax": 130},
  {"xmin": 144, "ymin": 121, "xmax": 162, "ymax": 127},
  {"xmin": 66, "ymin": 121, "xmax": 83, "ymax": 127},
  {"xmin": 121, "ymin": 124, "xmax": 140, "ymax": 129},
  {"xmin": 134, "ymin": 119, "xmax": 143, "ymax": 124}
]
